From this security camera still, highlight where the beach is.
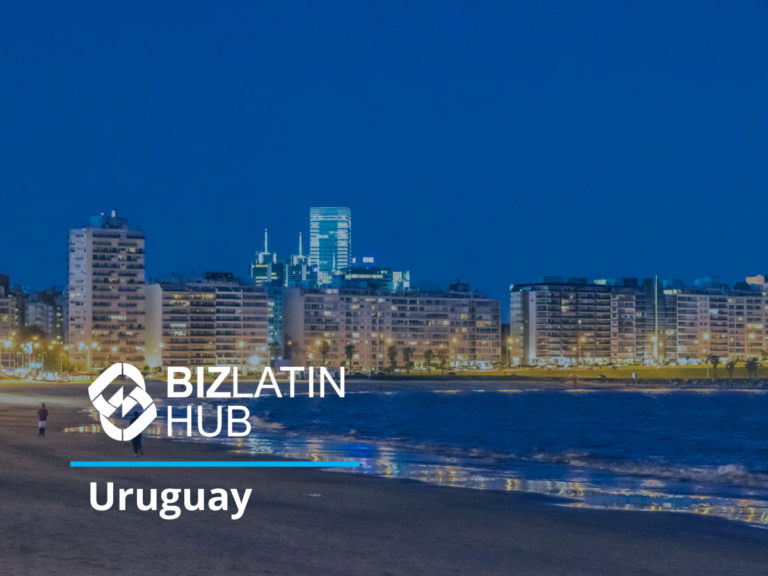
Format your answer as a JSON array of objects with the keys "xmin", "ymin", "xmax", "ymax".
[{"xmin": 2, "ymin": 381, "xmax": 768, "ymax": 576}]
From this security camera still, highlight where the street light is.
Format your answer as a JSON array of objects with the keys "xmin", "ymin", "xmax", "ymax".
[
  {"xmin": 79, "ymin": 342, "xmax": 99, "ymax": 371},
  {"xmin": 32, "ymin": 342, "xmax": 41, "ymax": 371}
]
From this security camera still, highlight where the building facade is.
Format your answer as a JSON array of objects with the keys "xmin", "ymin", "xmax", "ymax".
[
  {"xmin": 284, "ymin": 284, "xmax": 501, "ymax": 370},
  {"xmin": 0, "ymin": 275, "xmax": 22, "ymax": 370},
  {"xmin": 510, "ymin": 278, "xmax": 768, "ymax": 365},
  {"xmin": 25, "ymin": 287, "xmax": 65, "ymax": 342},
  {"xmin": 145, "ymin": 273, "xmax": 269, "ymax": 371},
  {"xmin": 67, "ymin": 212, "xmax": 145, "ymax": 369},
  {"xmin": 309, "ymin": 207, "xmax": 351, "ymax": 285}
]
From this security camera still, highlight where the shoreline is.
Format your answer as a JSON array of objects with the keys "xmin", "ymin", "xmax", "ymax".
[
  {"xmin": 2, "ymin": 382, "xmax": 768, "ymax": 575},
  {"xmin": 4, "ymin": 375, "xmax": 768, "ymax": 392}
]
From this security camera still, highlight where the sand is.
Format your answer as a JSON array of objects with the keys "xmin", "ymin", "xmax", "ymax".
[{"xmin": 2, "ymin": 381, "xmax": 768, "ymax": 576}]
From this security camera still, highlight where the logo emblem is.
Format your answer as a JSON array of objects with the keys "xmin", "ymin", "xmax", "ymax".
[{"xmin": 88, "ymin": 363, "xmax": 156, "ymax": 441}]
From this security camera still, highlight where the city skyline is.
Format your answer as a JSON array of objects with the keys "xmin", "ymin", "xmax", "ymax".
[
  {"xmin": 2, "ymin": 204, "xmax": 765, "ymax": 303},
  {"xmin": 5, "ymin": 206, "xmax": 766, "ymax": 373}
]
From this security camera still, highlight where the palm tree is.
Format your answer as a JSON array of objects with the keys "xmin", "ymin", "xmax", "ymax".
[
  {"xmin": 423, "ymin": 349, "xmax": 434, "ymax": 373},
  {"xmin": 436, "ymin": 349, "xmax": 449, "ymax": 374},
  {"xmin": 726, "ymin": 359, "xmax": 737, "ymax": 379},
  {"xmin": 319, "ymin": 341, "xmax": 331, "ymax": 366},
  {"xmin": 402, "ymin": 347, "xmax": 414, "ymax": 375},
  {"xmin": 746, "ymin": 357, "xmax": 759, "ymax": 379},
  {"xmin": 268, "ymin": 341, "xmax": 282, "ymax": 369},
  {"xmin": 386, "ymin": 345, "xmax": 398, "ymax": 373},
  {"xmin": 707, "ymin": 354, "xmax": 720, "ymax": 380},
  {"xmin": 344, "ymin": 343, "xmax": 356, "ymax": 371}
]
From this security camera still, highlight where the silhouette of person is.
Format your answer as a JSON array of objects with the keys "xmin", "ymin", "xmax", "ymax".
[
  {"xmin": 130, "ymin": 411, "xmax": 144, "ymax": 457},
  {"xmin": 37, "ymin": 403, "xmax": 49, "ymax": 437}
]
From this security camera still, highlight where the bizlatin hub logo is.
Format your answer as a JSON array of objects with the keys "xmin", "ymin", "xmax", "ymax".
[
  {"xmin": 90, "ymin": 364, "xmax": 344, "ymax": 440},
  {"xmin": 83, "ymin": 364, "xmax": 349, "ymax": 520},
  {"xmin": 89, "ymin": 363, "xmax": 157, "ymax": 441}
]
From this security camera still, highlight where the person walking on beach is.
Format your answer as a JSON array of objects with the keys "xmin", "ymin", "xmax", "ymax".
[
  {"xmin": 37, "ymin": 403, "xmax": 48, "ymax": 437},
  {"xmin": 130, "ymin": 411, "xmax": 144, "ymax": 457}
]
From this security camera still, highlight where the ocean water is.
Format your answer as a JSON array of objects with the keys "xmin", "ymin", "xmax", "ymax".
[
  {"xmin": 236, "ymin": 388, "xmax": 768, "ymax": 526},
  {"xmin": 71, "ymin": 387, "xmax": 768, "ymax": 526}
]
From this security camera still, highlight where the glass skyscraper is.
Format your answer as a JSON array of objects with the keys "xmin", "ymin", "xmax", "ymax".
[{"xmin": 309, "ymin": 207, "xmax": 351, "ymax": 284}]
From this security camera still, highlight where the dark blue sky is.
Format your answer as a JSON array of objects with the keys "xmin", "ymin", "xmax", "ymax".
[{"xmin": 1, "ymin": 2, "xmax": 767, "ymax": 306}]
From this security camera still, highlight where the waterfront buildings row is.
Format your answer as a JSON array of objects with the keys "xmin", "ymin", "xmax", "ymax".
[
  {"xmin": 284, "ymin": 280, "xmax": 501, "ymax": 370},
  {"xmin": 509, "ymin": 276, "xmax": 768, "ymax": 366},
  {"xmin": 0, "ymin": 209, "xmax": 499, "ymax": 373},
  {"xmin": 13, "ymin": 207, "xmax": 766, "ymax": 373},
  {"xmin": 142, "ymin": 276, "xmax": 500, "ymax": 372}
]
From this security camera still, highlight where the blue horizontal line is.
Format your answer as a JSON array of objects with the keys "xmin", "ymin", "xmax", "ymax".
[{"xmin": 70, "ymin": 461, "xmax": 361, "ymax": 468}]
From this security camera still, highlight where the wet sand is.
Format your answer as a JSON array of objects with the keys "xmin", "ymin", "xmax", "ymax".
[{"xmin": 2, "ymin": 382, "xmax": 768, "ymax": 576}]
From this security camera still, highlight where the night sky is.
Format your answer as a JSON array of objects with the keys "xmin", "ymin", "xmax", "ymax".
[{"xmin": 1, "ymin": 2, "xmax": 767, "ymax": 307}]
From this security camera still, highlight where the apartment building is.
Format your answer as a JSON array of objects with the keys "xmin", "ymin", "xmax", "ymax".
[
  {"xmin": 510, "ymin": 277, "xmax": 768, "ymax": 365},
  {"xmin": 0, "ymin": 275, "xmax": 22, "ymax": 369},
  {"xmin": 67, "ymin": 212, "xmax": 145, "ymax": 369},
  {"xmin": 510, "ymin": 280, "xmax": 645, "ymax": 366},
  {"xmin": 145, "ymin": 273, "xmax": 269, "ymax": 371},
  {"xmin": 284, "ymin": 282, "xmax": 501, "ymax": 370},
  {"xmin": 665, "ymin": 287, "xmax": 766, "ymax": 362},
  {"xmin": 26, "ymin": 287, "xmax": 65, "ymax": 342}
]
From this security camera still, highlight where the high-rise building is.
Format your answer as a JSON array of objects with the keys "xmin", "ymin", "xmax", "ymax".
[
  {"xmin": 249, "ymin": 229, "xmax": 286, "ymax": 286},
  {"xmin": 510, "ymin": 280, "xmax": 647, "ymax": 366},
  {"xmin": 285, "ymin": 232, "xmax": 317, "ymax": 287},
  {"xmin": 0, "ymin": 274, "xmax": 22, "ymax": 370},
  {"xmin": 266, "ymin": 283, "xmax": 284, "ymax": 350},
  {"xmin": 25, "ymin": 288, "xmax": 65, "ymax": 342},
  {"xmin": 309, "ymin": 207, "xmax": 351, "ymax": 285},
  {"xmin": 67, "ymin": 211, "xmax": 146, "ymax": 369},
  {"xmin": 145, "ymin": 272, "xmax": 269, "ymax": 371},
  {"xmin": 250, "ymin": 230, "xmax": 317, "ymax": 288},
  {"xmin": 284, "ymin": 283, "xmax": 501, "ymax": 370}
]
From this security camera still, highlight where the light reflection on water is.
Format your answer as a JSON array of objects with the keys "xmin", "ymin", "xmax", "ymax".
[
  {"xmin": 230, "ymin": 434, "xmax": 768, "ymax": 526},
  {"xmin": 65, "ymin": 393, "xmax": 768, "ymax": 528}
]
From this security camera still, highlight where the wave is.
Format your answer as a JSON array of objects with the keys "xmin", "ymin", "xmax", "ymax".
[
  {"xmin": 249, "ymin": 416, "xmax": 285, "ymax": 430},
  {"xmin": 530, "ymin": 451, "xmax": 768, "ymax": 488}
]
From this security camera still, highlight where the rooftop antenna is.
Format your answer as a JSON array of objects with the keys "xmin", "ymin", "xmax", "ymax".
[
  {"xmin": 299, "ymin": 232, "xmax": 303, "ymax": 256},
  {"xmin": 264, "ymin": 228, "xmax": 268, "ymax": 253}
]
